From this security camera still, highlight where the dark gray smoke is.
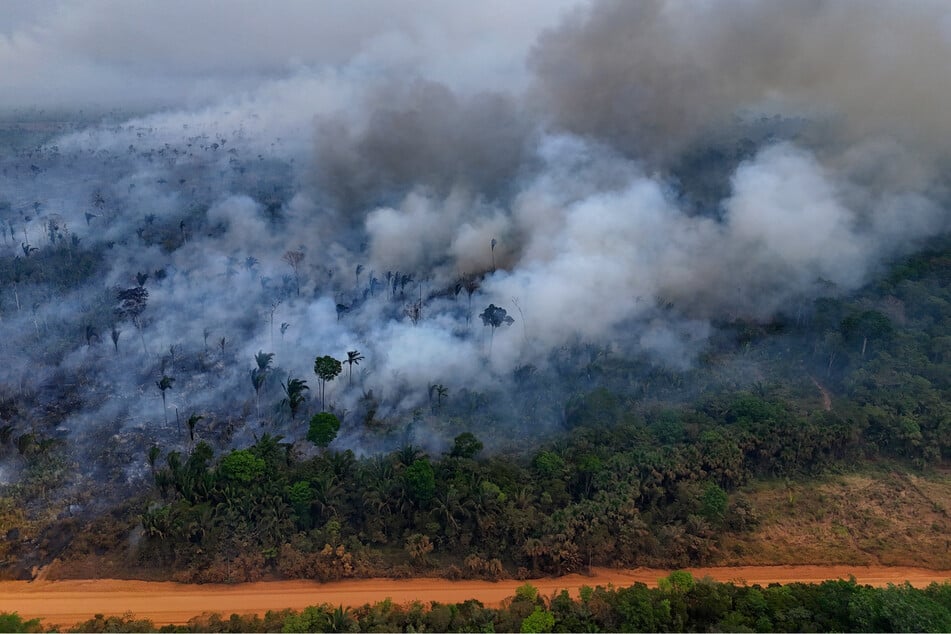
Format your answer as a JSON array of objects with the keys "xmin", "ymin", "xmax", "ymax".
[
  {"xmin": 530, "ymin": 0, "xmax": 951, "ymax": 162},
  {"xmin": 312, "ymin": 80, "xmax": 534, "ymax": 212}
]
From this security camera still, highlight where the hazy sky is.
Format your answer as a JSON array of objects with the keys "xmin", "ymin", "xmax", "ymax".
[{"xmin": 0, "ymin": 0, "xmax": 584, "ymax": 111}]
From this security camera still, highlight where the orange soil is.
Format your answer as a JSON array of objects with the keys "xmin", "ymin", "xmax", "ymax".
[{"xmin": 2, "ymin": 566, "xmax": 950, "ymax": 627}]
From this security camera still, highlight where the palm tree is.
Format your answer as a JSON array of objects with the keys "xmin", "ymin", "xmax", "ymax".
[
  {"xmin": 431, "ymin": 384, "xmax": 448, "ymax": 412},
  {"xmin": 156, "ymin": 375, "xmax": 174, "ymax": 427},
  {"xmin": 433, "ymin": 487, "xmax": 464, "ymax": 534},
  {"xmin": 395, "ymin": 444, "xmax": 423, "ymax": 468},
  {"xmin": 186, "ymin": 414, "xmax": 203, "ymax": 447},
  {"xmin": 311, "ymin": 472, "xmax": 345, "ymax": 518},
  {"xmin": 404, "ymin": 533, "xmax": 434, "ymax": 566},
  {"xmin": 250, "ymin": 351, "xmax": 274, "ymax": 414},
  {"xmin": 281, "ymin": 377, "xmax": 309, "ymax": 419},
  {"xmin": 462, "ymin": 275, "xmax": 479, "ymax": 327},
  {"xmin": 522, "ymin": 537, "xmax": 546, "ymax": 574},
  {"xmin": 282, "ymin": 249, "xmax": 305, "ymax": 297},
  {"xmin": 345, "ymin": 350, "xmax": 364, "ymax": 386},
  {"xmin": 328, "ymin": 606, "xmax": 355, "ymax": 633}
]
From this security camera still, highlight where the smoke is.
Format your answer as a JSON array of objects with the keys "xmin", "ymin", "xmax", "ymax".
[
  {"xmin": 312, "ymin": 80, "xmax": 534, "ymax": 213},
  {"xmin": 530, "ymin": 0, "xmax": 951, "ymax": 162},
  {"xmin": 0, "ymin": 0, "xmax": 578, "ymax": 110},
  {"xmin": 2, "ymin": 0, "xmax": 951, "ymax": 489}
]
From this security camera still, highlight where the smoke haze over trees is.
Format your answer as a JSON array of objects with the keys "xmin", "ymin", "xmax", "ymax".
[{"xmin": 1, "ymin": 0, "xmax": 950, "ymax": 498}]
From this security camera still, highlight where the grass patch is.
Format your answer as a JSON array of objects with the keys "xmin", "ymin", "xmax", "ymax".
[{"xmin": 718, "ymin": 465, "xmax": 951, "ymax": 568}]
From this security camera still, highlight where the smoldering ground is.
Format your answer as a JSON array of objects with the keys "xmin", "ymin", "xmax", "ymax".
[{"xmin": 1, "ymin": 0, "xmax": 951, "ymax": 499}]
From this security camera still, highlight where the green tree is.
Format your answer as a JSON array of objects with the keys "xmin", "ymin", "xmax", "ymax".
[
  {"xmin": 700, "ymin": 482, "xmax": 729, "ymax": 524},
  {"xmin": 533, "ymin": 451, "xmax": 566, "ymax": 478},
  {"xmin": 404, "ymin": 458, "xmax": 436, "ymax": 505},
  {"xmin": 521, "ymin": 607, "xmax": 556, "ymax": 633},
  {"xmin": 288, "ymin": 480, "xmax": 314, "ymax": 528},
  {"xmin": 282, "ymin": 605, "xmax": 331, "ymax": 633},
  {"xmin": 0, "ymin": 611, "xmax": 43, "ymax": 633},
  {"xmin": 308, "ymin": 412, "xmax": 341, "ymax": 448},
  {"xmin": 659, "ymin": 570, "xmax": 696, "ymax": 594},
  {"xmin": 450, "ymin": 432, "xmax": 483, "ymax": 459},
  {"xmin": 840, "ymin": 310, "xmax": 893, "ymax": 357},
  {"xmin": 848, "ymin": 582, "xmax": 951, "ymax": 632},
  {"xmin": 516, "ymin": 583, "xmax": 540, "ymax": 603},
  {"xmin": 219, "ymin": 449, "xmax": 266, "ymax": 483},
  {"xmin": 314, "ymin": 355, "xmax": 343, "ymax": 410}
]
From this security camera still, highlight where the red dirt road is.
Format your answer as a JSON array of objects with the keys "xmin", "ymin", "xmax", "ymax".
[{"xmin": 2, "ymin": 566, "xmax": 950, "ymax": 627}]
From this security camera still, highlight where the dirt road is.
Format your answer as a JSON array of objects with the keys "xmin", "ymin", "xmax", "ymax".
[{"xmin": 2, "ymin": 565, "xmax": 950, "ymax": 627}]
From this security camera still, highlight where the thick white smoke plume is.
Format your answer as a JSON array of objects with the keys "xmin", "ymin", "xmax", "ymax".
[{"xmin": 1, "ymin": 0, "xmax": 950, "ymax": 479}]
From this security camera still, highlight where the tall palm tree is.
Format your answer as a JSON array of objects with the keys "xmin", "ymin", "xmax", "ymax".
[
  {"xmin": 156, "ymin": 375, "xmax": 174, "ymax": 427},
  {"xmin": 282, "ymin": 249, "xmax": 305, "ymax": 297},
  {"xmin": 429, "ymin": 384, "xmax": 448, "ymax": 413},
  {"xmin": 345, "ymin": 350, "xmax": 364, "ymax": 386},
  {"xmin": 462, "ymin": 275, "xmax": 479, "ymax": 328},
  {"xmin": 251, "ymin": 351, "xmax": 274, "ymax": 415}
]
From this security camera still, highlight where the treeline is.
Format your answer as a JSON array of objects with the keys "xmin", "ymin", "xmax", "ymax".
[
  {"xmin": 5, "ymin": 574, "xmax": 951, "ymax": 632},
  {"xmin": 133, "ymin": 388, "xmax": 923, "ymax": 582}
]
